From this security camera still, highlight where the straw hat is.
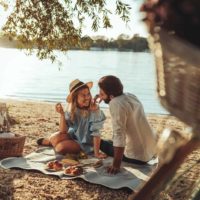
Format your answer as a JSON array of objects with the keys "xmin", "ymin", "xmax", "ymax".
[{"xmin": 66, "ymin": 79, "xmax": 93, "ymax": 103}]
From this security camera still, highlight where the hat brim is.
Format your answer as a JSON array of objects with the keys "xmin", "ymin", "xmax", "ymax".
[{"xmin": 66, "ymin": 81, "xmax": 93, "ymax": 103}]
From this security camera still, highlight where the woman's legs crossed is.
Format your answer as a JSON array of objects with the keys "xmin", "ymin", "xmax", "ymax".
[
  {"xmin": 49, "ymin": 131, "xmax": 71, "ymax": 147},
  {"xmin": 55, "ymin": 140, "xmax": 81, "ymax": 154},
  {"xmin": 37, "ymin": 131, "xmax": 71, "ymax": 147}
]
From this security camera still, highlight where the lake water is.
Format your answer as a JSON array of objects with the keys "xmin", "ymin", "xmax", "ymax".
[{"xmin": 0, "ymin": 48, "xmax": 167, "ymax": 114}]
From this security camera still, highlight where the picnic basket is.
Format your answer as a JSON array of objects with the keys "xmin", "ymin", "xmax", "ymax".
[
  {"xmin": 0, "ymin": 134, "xmax": 26, "ymax": 159},
  {"xmin": 0, "ymin": 103, "xmax": 26, "ymax": 158},
  {"xmin": 149, "ymin": 29, "xmax": 200, "ymax": 134}
]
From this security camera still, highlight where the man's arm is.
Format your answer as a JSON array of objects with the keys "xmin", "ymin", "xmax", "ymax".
[
  {"xmin": 108, "ymin": 100, "xmax": 127, "ymax": 174},
  {"xmin": 107, "ymin": 146, "xmax": 124, "ymax": 174}
]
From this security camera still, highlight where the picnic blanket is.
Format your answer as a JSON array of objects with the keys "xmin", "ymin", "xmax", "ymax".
[{"xmin": 0, "ymin": 147, "xmax": 158, "ymax": 191}]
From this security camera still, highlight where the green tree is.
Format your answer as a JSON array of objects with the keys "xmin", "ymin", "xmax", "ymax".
[
  {"xmin": 131, "ymin": 34, "xmax": 149, "ymax": 51},
  {"xmin": 0, "ymin": 0, "xmax": 131, "ymax": 63},
  {"xmin": 80, "ymin": 35, "xmax": 93, "ymax": 49}
]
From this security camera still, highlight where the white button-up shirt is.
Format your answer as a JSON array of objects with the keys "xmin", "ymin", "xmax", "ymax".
[{"xmin": 109, "ymin": 93, "xmax": 157, "ymax": 162}]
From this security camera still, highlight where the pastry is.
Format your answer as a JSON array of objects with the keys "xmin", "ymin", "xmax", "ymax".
[
  {"xmin": 46, "ymin": 160, "xmax": 63, "ymax": 171},
  {"xmin": 53, "ymin": 160, "xmax": 63, "ymax": 171},
  {"xmin": 64, "ymin": 166, "xmax": 83, "ymax": 176},
  {"xmin": 61, "ymin": 158, "xmax": 79, "ymax": 166}
]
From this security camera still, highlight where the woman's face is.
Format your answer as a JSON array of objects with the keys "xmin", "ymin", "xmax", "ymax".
[{"xmin": 77, "ymin": 88, "xmax": 91, "ymax": 108}]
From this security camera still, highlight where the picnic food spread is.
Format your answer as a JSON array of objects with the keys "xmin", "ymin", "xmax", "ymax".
[{"xmin": 45, "ymin": 153, "xmax": 104, "ymax": 176}]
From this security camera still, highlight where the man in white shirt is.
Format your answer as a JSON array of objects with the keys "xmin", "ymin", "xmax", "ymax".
[{"xmin": 97, "ymin": 75, "xmax": 157, "ymax": 174}]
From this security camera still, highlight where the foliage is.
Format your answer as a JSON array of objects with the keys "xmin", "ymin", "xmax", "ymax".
[
  {"xmin": 81, "ymin": 34, "xmax": 149, "ymax": 51},
  {"xmin": 0, "ymin": 0, "xmax": 131, "ymax": 63},
  {"xmin": 0, "ymin": 0, "xmax": 8, "ymax": 10}
]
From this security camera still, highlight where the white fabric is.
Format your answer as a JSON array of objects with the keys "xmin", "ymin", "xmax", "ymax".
[
  {"xmin": 0, "ymin": 147, "xmax": 158, "ymax": 191},
  {"xmin": 0, "ymin": 132, "xmax": 15, "ymax": 138},
  {"xmin": 109, "ymin": 93, "xmax": 157, "ymax": 162}
]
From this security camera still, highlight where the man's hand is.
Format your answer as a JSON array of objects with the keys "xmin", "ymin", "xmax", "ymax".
[
  {"xmin": 106, "ymin": 146, "xmax": 124, "ymax": 175},
  {"xmin": 107, "ymin": 165, "xmax": 120, "ymax": 175}
]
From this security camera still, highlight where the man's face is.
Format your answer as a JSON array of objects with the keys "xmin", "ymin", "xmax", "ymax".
[{"xmin": 99, "ymin": 88, "xmax": 111, "ymax": 104}]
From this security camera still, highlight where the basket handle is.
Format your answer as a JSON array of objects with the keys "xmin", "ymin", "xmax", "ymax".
[{"xmin": 0, "ymin": 103, "xmax": 10, "ymax": 133}]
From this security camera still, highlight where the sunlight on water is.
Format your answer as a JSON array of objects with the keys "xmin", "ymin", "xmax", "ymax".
[{"xmin": 0, "ymin": 48, "xmax": 167, "ymax": 114}]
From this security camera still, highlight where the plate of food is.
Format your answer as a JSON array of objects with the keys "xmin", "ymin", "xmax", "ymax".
[
  {"xmin": 64, "ymin": 166, "xmax": 84, "ymax": 177},
  {"xmin": 45, "ymin": 160, "xmax": 63, "ymax": 172},
  {"xmin": 79, "ymin": 158, "xmax": 99, "ymax": 165},
  {"xmin": 79, "ymin": 158, "xmax": 104, "ymax": 168}
]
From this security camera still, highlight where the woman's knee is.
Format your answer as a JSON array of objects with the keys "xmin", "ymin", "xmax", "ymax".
[
  {"xmin": 50, "ymin": 132, "xmax": 69, "ymax": 147},
  {"xmin": 55, "ymin": 141, "xmax": 81, "ymax": 154},
  {"xmin": 55, "ymin": 143, "xmax": 67, "ymax": 155}
]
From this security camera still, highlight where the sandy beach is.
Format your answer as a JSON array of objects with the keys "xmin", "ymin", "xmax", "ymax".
[{"xmin": 0, "ymin": 100, "xmax": 200, "ymax": 200}]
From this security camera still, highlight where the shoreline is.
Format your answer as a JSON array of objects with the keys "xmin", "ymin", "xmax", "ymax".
[
  {"xmin": 0, "ymin": 97, "xmax": 169, "ymax": 115},
  {"xmin": 1, "ymin": 98, "xmax": 186, "ymax": 142}
]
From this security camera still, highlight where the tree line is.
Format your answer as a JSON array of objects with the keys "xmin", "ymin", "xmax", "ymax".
[{"xmin": 80, "ymin": 34, "xmax": 149, "ymax": 52}]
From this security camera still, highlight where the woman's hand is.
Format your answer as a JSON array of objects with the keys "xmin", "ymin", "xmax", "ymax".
[
  {"xmin": 90, "ymin": 94, "xmax": 102, "ymax": 111},
  {"xmin": 95, "ymin": 152, "xmax": 107, "ymax": 159},
  {"xmin": 55, "ymin": 103, "xmax": 64, "ymax": 115},
  {"xmin": 93, "ymin": 94, "xmax": 102, "ymax": 104}
]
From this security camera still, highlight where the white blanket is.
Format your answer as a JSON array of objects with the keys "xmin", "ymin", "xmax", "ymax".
[{"xmin": 0, "ymin": 147, "xmax": 158, "ymax": 191}]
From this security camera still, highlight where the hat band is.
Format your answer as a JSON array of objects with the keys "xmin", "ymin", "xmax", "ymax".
[{"xmin": 70, "ymin": 81, "xmax": 84, "ymax": 93}]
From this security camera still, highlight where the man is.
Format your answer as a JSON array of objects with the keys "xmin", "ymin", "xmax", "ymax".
[{"xmin": 97, "ymin": 75, "xmax": 157, "ymax": 174}]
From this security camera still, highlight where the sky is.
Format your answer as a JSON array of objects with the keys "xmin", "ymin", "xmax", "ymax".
[{"xmin": 0, "ymin": 0, "xmax": 148, "ymax": 39}]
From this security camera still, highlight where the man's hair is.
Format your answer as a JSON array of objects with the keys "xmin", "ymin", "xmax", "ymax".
[{"xmin": 98, "ymin": 75, "xmax": 123, "ymax": 97}]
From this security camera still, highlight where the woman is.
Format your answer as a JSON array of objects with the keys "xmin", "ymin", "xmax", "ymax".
[{"xmin": 37, "ymin": 79, "xmax": 106, "ymax": 159}]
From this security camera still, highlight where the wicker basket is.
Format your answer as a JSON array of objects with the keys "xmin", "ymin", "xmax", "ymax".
[
  {"xmin": 149, "ymin": 29, "xmax": 200, "ymax": 134},
  {"xmin": 0, "ymin": 134, "xmax": 26, "ymax": 159}
]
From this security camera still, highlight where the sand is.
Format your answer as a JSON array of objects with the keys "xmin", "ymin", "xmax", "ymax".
[{"xmin": 0, "ymin": 100, "xmax": 200, "ymax": 200}]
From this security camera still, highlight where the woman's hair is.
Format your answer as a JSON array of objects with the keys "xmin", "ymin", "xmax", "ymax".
[
  {"xmin": 98, "ymin": 75, "xmax": 123, "ymax": 97},
  {"xmin": 67, "ymin": 85, "xmax": 90, "ymax": 122}
]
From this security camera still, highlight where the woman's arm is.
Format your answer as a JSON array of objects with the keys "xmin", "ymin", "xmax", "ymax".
[
  {"xmin": 93, "ymin": 136, "xmax": 107, "ymax": 158},
  {"xmin": 59, "ymin": 112, "xmax": 67, "ymax": 133},
  {"xmin": 56, "ymin": 103, "xmax": 68, "ymax": 133}
]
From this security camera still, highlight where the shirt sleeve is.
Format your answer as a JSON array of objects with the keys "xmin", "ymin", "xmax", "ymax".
[
  {"xmin": 89, "ymin": 109, "xmax": 106, "ymax": 137},
  {"xmin": 109, "ymin": 100, "xmax": 127, "ymax": 147}
]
